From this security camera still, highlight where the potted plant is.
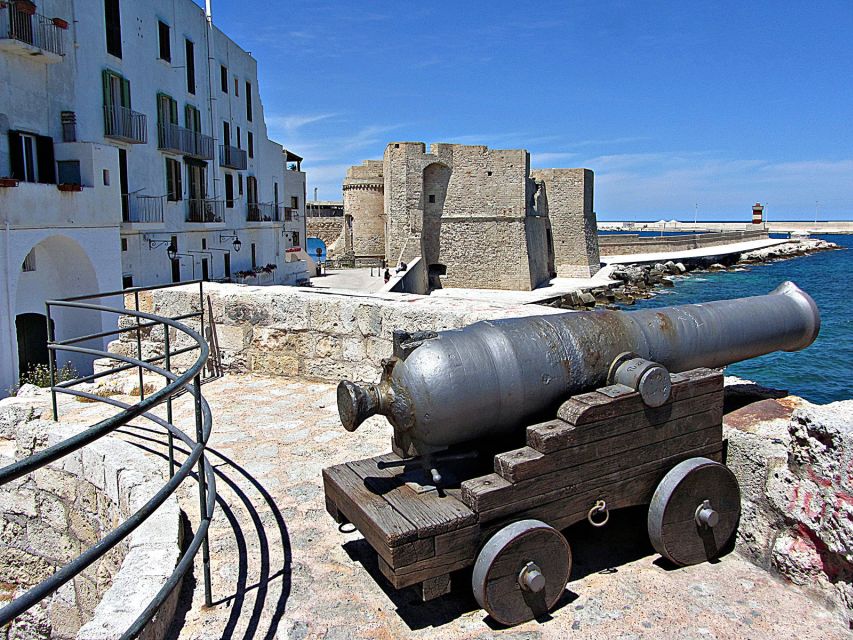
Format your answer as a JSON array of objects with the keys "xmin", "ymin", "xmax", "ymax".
[
  {"xmin": 52, "ymin": 17, "xmax": 69, "ymax": 29},
  {"xmin": 57, "ymin": 183, "xmax": 83, "ymax": 192},
  {"xmin": 15, "ymin": 1, "xmax": 36, "ymax": 16},
  {"xmin": 0, "ymin": 177, "xmax": 19, "ymax": 188}
]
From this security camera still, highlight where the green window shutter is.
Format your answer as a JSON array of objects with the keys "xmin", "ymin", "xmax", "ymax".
[
  {"xmin": 184, "ymin": 104, "xmax": 192, "ymax": 129},
  {"xmin": 165, "ymin": 159, "xmax": 173, "ymax": 198},
  {"xmin": 102, "ymin": 70, "xmax": 112, "ymax": 108},
  {"xmin": 121, "ymin": 77, "xmax": 131, "ymax": 108},
  {"xmin": 169, "ymin": 98, "xmax": 177, "ymax": 125}
]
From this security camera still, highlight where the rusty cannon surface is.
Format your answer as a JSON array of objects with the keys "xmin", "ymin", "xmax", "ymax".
[{"xmin": 324, "ymin": 282, "xmax": 820, "ymax": 626}]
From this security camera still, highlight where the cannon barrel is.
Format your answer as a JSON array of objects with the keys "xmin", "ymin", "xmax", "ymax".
[{"xmin": 337, "ymin": 282, "xmax": 820, "ymax": 454}]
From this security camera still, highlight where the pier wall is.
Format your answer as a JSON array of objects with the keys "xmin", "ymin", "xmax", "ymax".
[{"xmin": 599, "ymin": 229, "xmax": 768, "ymax": 255}]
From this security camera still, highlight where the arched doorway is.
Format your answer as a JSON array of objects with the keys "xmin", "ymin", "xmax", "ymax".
[
  {"xmin": 422, "ymin": 162, "xmax": 451, "ymax": 270},
  {"xmin": 16, "ymin": 313, "xmax": 53, "ymax": 377}
]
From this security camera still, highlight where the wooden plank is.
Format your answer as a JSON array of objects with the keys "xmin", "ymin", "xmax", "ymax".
[
  {"xmin": 499, "ymin": 406, "xmax": 722, "ymax": 482},
  {"xmin": 322, "ymin": 465, "xmax": 418, "ymax": 565},
  {"xmin": 528, "ymin": 388, "xmax": 723, "ymax": 454},
  {"xmin": 420, "ymin": 574, "xmax": 452, "ymax": 601},
  {"xmin": 378, "ymin": 551, "xmax": 474, "ymax": 589},
  {"xmin": 557, "ymin": 368, "xmax": 722, "ymax": 426},
  {"xmin": 479, "ymin": 442, "xmax": 723, "ymax": 525},
  {"xmin": 461, "ymin": 423, "xmax": 722, "ymax": 513},
  {"xmin": 348, "ymin": 455, "xmax": 476, "ymax": 539}
]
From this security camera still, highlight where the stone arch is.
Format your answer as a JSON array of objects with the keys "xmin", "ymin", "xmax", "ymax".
[
  {"xmin": 14, "ymin": 234, "xmax": 102, "ymax": 383},
  {"xmin": 421, "ymin": 162, "xmax": 451, "ymax": 270}
]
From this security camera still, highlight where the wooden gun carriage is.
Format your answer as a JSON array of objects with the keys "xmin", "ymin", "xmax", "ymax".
[{"xmin": 323, "ymin": 367, "xmax": 739, "ymax": 626}]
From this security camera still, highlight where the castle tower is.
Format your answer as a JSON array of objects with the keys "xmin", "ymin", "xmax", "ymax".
[{"xmin": 343, "ymin": 160, "xmax": 385, "ymax": 259}]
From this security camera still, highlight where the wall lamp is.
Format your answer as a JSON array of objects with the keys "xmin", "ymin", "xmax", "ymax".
[
  {"xmin": 146, "ymin": 237, "xmax": 178, "ymax": 261},
  {"xmin": 219, "ymin": 233, "xmax": 242, "ymax": 252}
]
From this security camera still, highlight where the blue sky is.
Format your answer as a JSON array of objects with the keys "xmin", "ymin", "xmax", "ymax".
[{"xmin": 211, "ymin": 1, "xmax": 852, "ymax": 221}]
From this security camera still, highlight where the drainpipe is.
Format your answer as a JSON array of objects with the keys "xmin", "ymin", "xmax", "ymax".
[
  {"xmin": 204, "ymin": 1, "xmax": 216, "ymax": 200},
  {"xmin": 4, "ymin": 223, "xmax": 17, "ymax": 388}
]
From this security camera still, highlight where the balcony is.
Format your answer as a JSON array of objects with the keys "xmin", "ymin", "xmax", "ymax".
[
  {"xmin": 123, "ymin": 193, "xmax": 164, "ymax": 223},
  {"xmin": 187, "ymin": 198, "xmax": 224, "ymax": 223},
  {"xmin": 0, "ymin": 3, "xmax": 65, "ymax": 62},
  {"xmin": 158, "ymin": 123, "xmax": 214, "ymax": 160},
  {"xmin": 247, "ymin": 202, "xmax": 281, "ymax": 223},
  {"xmin": 104, "ymin": 105, "xmax": 148, "ymax": 144},
  {"xmin": 219, "ymin": 145, "xmax": 247, "ymax": 170}
]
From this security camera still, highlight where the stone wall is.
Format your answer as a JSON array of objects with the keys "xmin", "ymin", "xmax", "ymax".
[
  {"xmin": 531, "ymin": 168, "xmax": 600, "ymax": 277},
  {"xmin": 0, "ymin": 389, "xmax": 182, "ymax": 640},
  {"xmin": 120, "ymin": 283, "xmax": 567, "ymax": 384},
  {"xmin": 599, "ymin": 229, "xmax": 769, "ymax": 256},
  {"xmin": 723, "ymin": 385, "xmax": 853, "ymax": 625},
  {"xmin": 344, "ymin": 161, "xmax": 385, "ymax": 258},
  {"xmin": 306, "ymin": 216, "xmax": 348, "ymax": 257}
]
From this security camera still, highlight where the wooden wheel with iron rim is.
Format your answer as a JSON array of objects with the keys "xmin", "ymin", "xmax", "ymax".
[
  {"xmin": 648, "ymin": 457, "xmax": 741, "ymax": 566},
  {"xmin": 472, "ymin": 519, "xmax": 571, "ymax": 626}
]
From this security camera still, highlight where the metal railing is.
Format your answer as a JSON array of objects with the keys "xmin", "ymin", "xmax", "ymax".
[
  {"xmin": 247, "ymin": 202, "xmax": 280, "ymax": 222},
  {"xmin": 0, "ymin": 5, "xmax": 65, "ymax": 56},
  {"xmin": 219, "ymin": 145, "xmax": 247, "ymax": 170},
  {"xmin": 104, "ymin": 105, "xmax": 148, "ymax": 144},
  {"xmin": 187, "ymin": 198, "xmax": 224, "ymax": 223},
  {"xmin": 158, "ymin": 123, "xmax": 214, "ymax": 160},
  {"xmin": 122, "ymin": 193, "xmax": 165, "ymax": 223},
  {"xmin": 0, "ymin": 280, "xmax": 215, "ymax": 639}
]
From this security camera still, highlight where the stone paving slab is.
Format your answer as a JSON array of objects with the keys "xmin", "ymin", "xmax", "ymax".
[{"xmin": 59, "ymin": 375, "xmax": 851, "ymax": 640}]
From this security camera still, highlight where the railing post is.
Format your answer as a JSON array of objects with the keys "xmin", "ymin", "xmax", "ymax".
[
  {"xmin": 164, "ymin": 324, "xmax": 175, "ymax": 478},
  {"xmin": 134, "ymin": 291, "xmax": 145, "ymax": 399},
  {"xmin": 194, "ymin": 374, "xmax": 213, "ymax": 607},
  {"xmin": 45, "ymin": 303, "xmax": 58, "ymax": 421},
  {"xmin": 198, "ymin": 281, "xmax": 205, "ymax": 379}
]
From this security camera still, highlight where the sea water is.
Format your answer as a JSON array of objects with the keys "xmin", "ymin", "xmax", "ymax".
[{"xmin": 621, "ymin": 234, "xmax": 852, "ymax": 404}]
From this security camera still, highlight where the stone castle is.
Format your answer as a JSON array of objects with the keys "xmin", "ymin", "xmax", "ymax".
[{"xmin": 312, "ymin": 142, "xmax": 600, "ymax": 291}]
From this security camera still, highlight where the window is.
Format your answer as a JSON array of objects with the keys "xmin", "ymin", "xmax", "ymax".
[
  {"xmin": 8, "ymin": 131, "xmax": 55, "ymax": 184},
  {"xmin": 158, "ymin": 21, "xmax": 170, "ymax": 61},
  {"xmin": 274, "ymin": 182, "xmax": 279, "ymax": 207},
  {"xmin": 57, "ymin": 160, "xmax": 82, "ymax": 185},
  {"xmin": 201, "ymin": 238, "xmax": 207, "ymax": 250},
  {"xmin": 234, "ymin": 77, "xmax": 239, "ymax": 96},
  {"xmin": 247, "ymin": 132, "xmax": 253, "ymax": 158},
  {"xmin": 220, "ymin": 65, "xmax": 228, "ymax": 93},
  {"xmin": 21, "ymin": 249, "xmax": 36, "ymax": 273},
  {"xmin": 122, "ymin": 274, "xmax": 134, "ymax": 288},
  {"xmin": 428, "ymin": 194, "xmax": 435, "ymax": 203},
  {"xmin": 238, "ymin": 174, "xmax": 243, "ymax": 195},
  {"xmin": 246, "ymin": 176, "xmax": 258, "ymax": 206},
  {"xmin": 185, "ymin": 39, "xmax": 195, "ymax": 94},
  {"xmin": 157, "ymin": 93, "xmax": 178, "ymax": 126},
  {"xmin": 166, "ymin": 158, "xmax": 182, "ymax": 200},
  {"xmin": 224, "ymin": 173, "xmax": 234, "ymax": 208},
  {"xmin": 185, "ymin": 104, "xmax": 201, "ymax": 133},
  {"xmin": 245, "ymin": 81, "xmax": 252, "ymax": 121},
  {"xmin": 292, "ymin": 232, "xmax": 300, "ymax": 247},
  {"xmin": 223, "ymin": 121, "xmax": 230, "ymax": 145},
  {"xmin": 236, "ymin": 126, "xmax": 241, "ymax": 149},
  {"xmin": 121, "ymin": 238, "xmax": 128, "ymax": 251},
  {"xmin": 104, "ymin": 0, "xmax": 122, "ymax": 58},
  {"xmin": 290, "ymin": 196, "xmax": 298, "ymax": 208},
  {"xmin": 103, "ymin": 169, "xmax": 110, "ymax": 185},
  {"xmin": 102, "ymin": 70, "xmax": 131, "ymax": 110},
  {"xmin": 251, "ymin": 243, "xmax": 256, "ymax": 269}
]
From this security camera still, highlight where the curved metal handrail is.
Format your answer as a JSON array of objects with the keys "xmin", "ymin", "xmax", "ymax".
[{"xmin": 0, "ymin": 282, "xmax": 216, "ymax": 639}]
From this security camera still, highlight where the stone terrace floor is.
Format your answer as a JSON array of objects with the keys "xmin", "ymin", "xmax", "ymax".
[{"xmin": 59, "ymin": 374, "xmax": 849, "ymax": 640}]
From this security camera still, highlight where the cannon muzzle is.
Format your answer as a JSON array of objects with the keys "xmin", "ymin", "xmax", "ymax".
[{"xmin": 338, "ymin": 282, "xmax": 820, "ymax": 454}]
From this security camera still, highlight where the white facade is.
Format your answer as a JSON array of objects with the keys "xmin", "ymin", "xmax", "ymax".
[{"xmin": 0, "ymin": 0, "xmax": 308, "ymax": 395}]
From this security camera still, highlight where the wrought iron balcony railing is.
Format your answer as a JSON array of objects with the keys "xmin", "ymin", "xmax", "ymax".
[
  {"xmin": 0, "ymin": 5, "xmax": 65, "ymax": 56},
  {"xmin": 219, "ymin": 145, "xmax": 247, "ymax": 170},
  {"xmin": 247, "ymin": 202, "xmax": 281, "ymax": 222},
  {"xmin": 122, "ymin": 193, "xmax": 165, "ymax": 223},
  {"xmin": 104, "ymin": 105, "xmax": 148, "ymax": 144},
  {"xmin": 187, "ymin": 198, "xmax": 225, "ymax": 223},
  {"xmin": 158, "ymin": 123, "xmax": 214, "ymax": 160}
]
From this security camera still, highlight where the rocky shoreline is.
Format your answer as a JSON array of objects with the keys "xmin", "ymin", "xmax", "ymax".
[{"xmin": 554, "ymin": 238, "xmax": 840, "ymax": 310}]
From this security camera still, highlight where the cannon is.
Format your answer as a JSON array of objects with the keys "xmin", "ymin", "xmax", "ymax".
[{"xmin": 323, "ymin": 283, "xmax": 820, "ymax": 625}]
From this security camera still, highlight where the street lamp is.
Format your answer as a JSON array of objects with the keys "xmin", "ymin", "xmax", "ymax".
[
  {"xmin": 146, "ymin": 236, "xmax": 178, "ymax": 261},
  {"xmin": 219, "ymin": 233, "xmax": 241, "ymax": 252}
]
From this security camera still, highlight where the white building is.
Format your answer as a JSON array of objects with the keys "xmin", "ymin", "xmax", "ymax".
[{"xmin": 0, "ymin": 0, "xmax": 308, "ymax": 395}]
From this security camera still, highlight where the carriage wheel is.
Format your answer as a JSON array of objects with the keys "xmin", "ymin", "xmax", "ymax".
[
  {"xmin": 648, "ymin": 457, "xmax": 741, "ymax": 566},
  {"xmin": 472, "ymin": 519, "xmax": 571, "ymax": 626}
]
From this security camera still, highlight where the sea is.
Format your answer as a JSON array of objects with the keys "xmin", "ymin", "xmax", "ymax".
[{"xmin": 612, "ymin": 234, "xmax": 852, "ymax": 405}]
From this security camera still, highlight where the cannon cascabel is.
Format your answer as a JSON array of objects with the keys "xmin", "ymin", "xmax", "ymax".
[{"xmin": 336, "ymin": 282, "xmax": 820, "ymax": 455}]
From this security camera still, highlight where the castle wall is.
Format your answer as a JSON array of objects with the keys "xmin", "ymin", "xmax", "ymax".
[
  {"xmin": 344, "ymin": 160, "xmax": 385, "ymax": 258},
  {"xmin": 530, "ymin": 169, "xmax": 600, "ymax": 277}
]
